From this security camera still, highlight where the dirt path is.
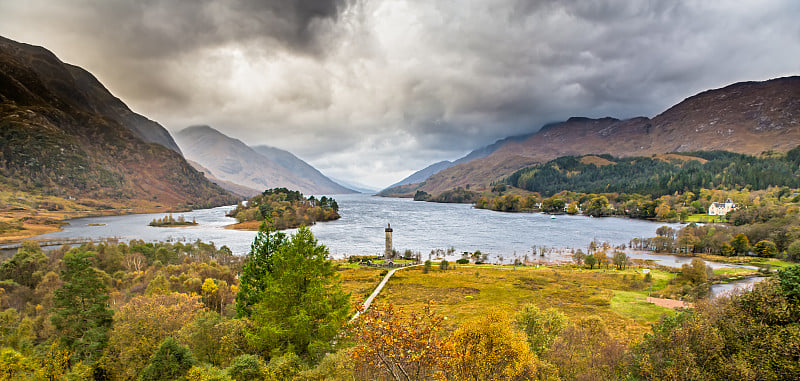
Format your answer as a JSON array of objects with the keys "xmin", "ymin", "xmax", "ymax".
[
  {"xmin": 350, "ymin": 264, "xmax": 421, "ymax": 321},
  {"xmin": 646, "ymin": 296, "xmax": 693, "ymax": 309}
]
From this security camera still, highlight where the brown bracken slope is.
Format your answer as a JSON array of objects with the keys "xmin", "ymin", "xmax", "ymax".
[
  {"xmin": 417, "ymin": 77, "xmax": 800, "ymax": 195},
  {"xmin": 0, "ymin": 36, "xmax": 238, "ymax": 209}
]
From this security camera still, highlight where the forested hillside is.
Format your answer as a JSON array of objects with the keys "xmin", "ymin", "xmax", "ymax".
[{"xmin": 506, "ymin": 146, "xmax": 800, "ymax": 197}]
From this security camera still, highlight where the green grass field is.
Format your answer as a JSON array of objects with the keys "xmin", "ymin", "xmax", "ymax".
[
  {"xmin": 684, "ymin": 214, "xmax": 727, "ymax": 223},
  {"xmin": 611, "ymin": 291, "xmax": 676, "ymax": 322},
  {"xmin": 712, "ymin": 267, "xmax": 760, "ymax": 277},
  {"xmin": 339, "ymin": 264, "xmax": 678, "ymax": 342}
]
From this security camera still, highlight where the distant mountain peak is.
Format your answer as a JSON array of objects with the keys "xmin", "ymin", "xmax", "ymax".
[{"xmin": 175, "ymin": 125, "xmax": 355, "ymax": 195}]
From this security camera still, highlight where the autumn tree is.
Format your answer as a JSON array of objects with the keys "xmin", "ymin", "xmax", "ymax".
[
  {"xmin": 612, "ymin": 251, "xmax": 628, "ymax": 270},
  {"xmin": 0, "ymin": 348, "xmax": 31, "ymax": 379},
  {"xmin": 0, "ymin": 308, "xmax": 34, "ymax": 350},
  {"xmin": 566, "ymin": 202, "xmax": 579, "ymax": 215},
  {"xmin": 730, "ymin": 233, "xmax": 750, "ymax": 255},
  {"xmin": 571, "ymin": 249, "xmax": 586, "ymax": 265},
  {"xmin": 752, "ymin": 240, "xmax": 778, "ymax": 257},
  {"xmin": 595, "ymin": 250, "xmax": 608, "ymax": 269},
  {"xmin": 145, "ymin": 274, "xmax": 170, "ymax": 295},
  {"xmin": 124, "ymin": 252, "xmax": 146, "ymax": 272},
  {"xmin": 655, "ymin": 202, "xmax": 672, "ymax": 220},
  {"xmin": 583, "ymin": 195, "xmax": 610, "ymax": 217},
  {"xmin": 514, "ymin": 304, "xmax": 565, "ymax": 356},
  {"xmin": 440, "ymin": 309, "xmax": 554, "ymax": 380},
  {"xmin": 243, "ymin": 225, "xmax": 350, "ymax": 361},
  {"xmin": 678, "ymin": 258, "xmax": 711, "ymax": 300},
  {"xmin": 103, "ymin": 293, "xmax": 204, "ymax": 379},
  {"xmin": 0, "ymin": 241, "xmax": 48, "ymax": 289},
  {"xmin": 201, "ymin": 278, "xmax": 221, "ymax": 312},
  {"xmin": 544, "ymin": 316, "xmax": 627, "ymax": 380},
  {"xmin": 181, "ymin": 311, "xmax": 251, "ymax": 367},
  {"xmin": 541, "ymin": 197, "xmax": 565, "ymax": 214},
  {"xmin": 35, "ymin": 341, "xmax": 72, "ymax": 380},
  {"xmin": 349, "ymin": 303, "xmax": 445, "ymax": 380},
  {"xmin": 631, "ymin": 276, "xmax": 800, "ymax": 379},
  {"xmin": 51, "ymin": 249, "xmax": 113, "ymax": 362}
]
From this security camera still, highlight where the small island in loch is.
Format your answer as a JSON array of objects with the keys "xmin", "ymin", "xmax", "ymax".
[
  {"xmin": 226, "ymin": 187, "xmax": 340, "ymax": 230},
  {"xmin": 148, "ymin": 214, "xmax": 198, "ymax": 227}
]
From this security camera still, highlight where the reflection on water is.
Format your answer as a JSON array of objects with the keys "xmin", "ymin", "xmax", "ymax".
[
  {"xmin": 36, "ymin": 193, "xmax": 769, "ymax": 293},
  {"xmin": 39, "ymin": 194, "xmax": 679, "ymax": 258},
  {"xmin": 711, "ymin": 276, "xmax": 768, "ymax": 297},
  {"xmin": 626, "ymin": 251, "xmax": 760, "ymax": 270}
]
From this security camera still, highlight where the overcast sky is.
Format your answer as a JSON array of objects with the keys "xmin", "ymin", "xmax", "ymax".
[{"xmin": 1, "ymin": 0, "xmax": 799, "ymax": 188}]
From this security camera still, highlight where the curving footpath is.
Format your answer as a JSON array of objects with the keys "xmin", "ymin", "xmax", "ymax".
[{"xmin": 350, "ymin": 264, "xmax": 421, "ymax": 322}]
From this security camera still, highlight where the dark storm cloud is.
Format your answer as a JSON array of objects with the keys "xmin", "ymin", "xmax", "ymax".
[
  {"xmin": 1, "ymin": 0, "xmax": 798, "ymax": 187},
  {"xmin": 68, "ymin": 0, "xmax": 349, "ymax": 57},
  {"xmin": 388, "ymin": 0, "xmax": 800, "ymax": 152}
]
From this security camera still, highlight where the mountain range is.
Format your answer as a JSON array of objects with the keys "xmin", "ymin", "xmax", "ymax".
[
  {"xmin": 175, "ymin": 126, "xmax": 354, "ymax": 196},
  {"xmin": 384, "ymin": 131, "xmax": 539, "ymax": 190},
  {"xmin": 3, "ymin": 34, "xmax": 798, "ymax": 209},
  {"xmin": 0, "ymin": 36, "xmax": 237, "ymax": 209},
  {"xmin": 381, "ymin": 76, "xmax": 800, "ymax": 196}
]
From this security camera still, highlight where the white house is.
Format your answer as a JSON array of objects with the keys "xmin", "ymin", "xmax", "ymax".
[{"xmin": 708, "ymin": 198, "xmax": 737, "ymax": 216}]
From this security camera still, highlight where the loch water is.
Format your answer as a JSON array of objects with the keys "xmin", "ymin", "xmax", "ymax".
[
  {"xmin": 39, "ymin": 194, "xmax": 677, "ymax": 259},
  {"xmin": 34, "ymin": 193, "xmax": 768, "ymax": 297}
]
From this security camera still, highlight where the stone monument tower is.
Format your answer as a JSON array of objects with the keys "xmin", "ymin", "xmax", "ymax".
[{"xmin": 385, "ymin": 223, "xmax": 393, "ymax": 258}]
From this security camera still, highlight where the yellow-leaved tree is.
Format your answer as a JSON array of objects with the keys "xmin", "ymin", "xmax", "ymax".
[
  {"xmin": 102, "ymin": 293, "xmax": 205, "ymax": 379},
  {"xmin": 439, "ymin": 309, "xmax": 557, "ymax": 380},
  {"xmin": 349, "ymin": 303, "xmax": 444, "ymax": 380}
]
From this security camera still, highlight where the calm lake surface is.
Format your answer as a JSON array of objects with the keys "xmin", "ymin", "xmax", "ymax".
[
  {"xmin": 40, "ymin": 194, "xmax": 677, "ymax": 259},
  {"xmin": 36, "ymin": 193, "xmax": 765, "ymax": 297},
  {"xmin": 710, "ymin": 276, "xmax": 768, "ymax": 297}
]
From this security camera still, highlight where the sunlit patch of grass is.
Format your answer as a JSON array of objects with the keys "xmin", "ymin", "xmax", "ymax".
[
  {"xmin": 611, "ymin": 291, "xmax": 676, "ymax": 322},
  {"xmin": 712, "ymin": 267, "xmax": 760, "ymax": 277},
  {"xmin": 684, "ymin": 214, "xmax": 727, "ymax": 223},
  {"xmin": 743, "ymin": 258, "xmax": 796, "ymax": 269},
  {"xmin": 374, "ymin": 265, "xmax": 677, "ymax": 341}
]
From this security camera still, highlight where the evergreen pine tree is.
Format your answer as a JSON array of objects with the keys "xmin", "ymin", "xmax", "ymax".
[
  {"xmin": 239, "ymin": 224, "xmax": 350, "ymax": 361},
  {"xmin": 51, "ymin": 249, "xmax": 113, "ymax": 362}
]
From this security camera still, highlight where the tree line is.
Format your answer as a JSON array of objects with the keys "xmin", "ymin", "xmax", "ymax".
[
  {"xmin": 505, "ymin": 146, "xmax": 800, "ymax": 198},
  {"xmin": 631, "ymin": 201, "xmax": 800, "ymax": 260}
]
